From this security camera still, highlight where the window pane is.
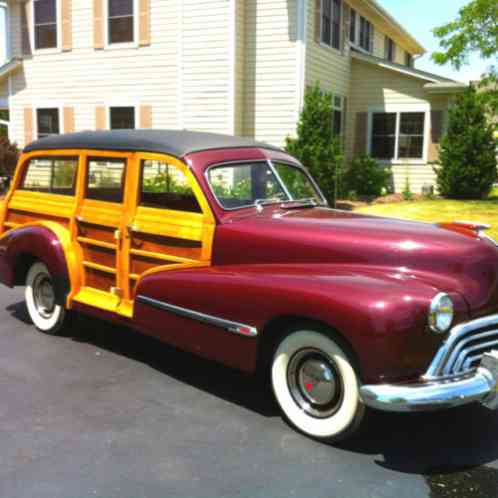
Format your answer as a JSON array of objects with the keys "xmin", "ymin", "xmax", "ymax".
[
  {"xmin": 140, "ymin": 161, "xmax": 201, "ymax": 213},
  {"xmin": 400, "ymin": 112, "xmax": 424, "ymax": 135},
  {"xmin": 109, "ymin": 0, "xmax": 133, "ymax": 17},
  {"xmin": 87, "ymin": 158, "xmax": 126, "ymax": 203},
  {"xmin": 21, "ymin": 157, "xmax": 77, "ymax": 195},
  {"xmin": 350, "ymin": 9, "xmax": 356, "ymax": 42},
  {"xmin": 321, "ymin": 0, "xmax": 332, "ymax": 45},
  {"xmin": 273, "ymin": 163, "xmax": 322, "ymax": 202},
  {"xmin": 398, "ymin": 136, "xmax": 424, "ymax": 159},
  {"xmin": 333, "ymin": 110, "xmax": 342, "ymax": 136},
  {"xmin": 371, "ymin": 113, "xmax": 396, "ymax": 160},
  {"xmin": 37, "ymin": 109, "xmax": 60, "ymax": 139},
  {"xmin": 332, "ymin": 0, "xmax": 341, "ymax": 49},
  {"xmin": 35, "ymin": 24, "xmax": 57, "ymax": 50},
  {"xmin": 208, "ymin": 163, "xmax": 287, "ymax": 209},
  {"xmin": 109, "ymin": 16, "xmax": 134, "ymax": 44},
  {"xmin": 398, "ymin": 113, "xmax": 425, "ymax": 159},
  {"xmin": 110, "ymin": 107, "xmax": 135, "ymax": 129},
  {"xmin": 22, "ymin": 158, "xmax": 51, "ymax": 191},
  {"xmin": 34, "ymin": 0, "xmax": 56, "ymax": 24}
]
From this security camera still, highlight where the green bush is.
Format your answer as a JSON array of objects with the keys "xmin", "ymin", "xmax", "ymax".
[
  {"xmin": 434, "ymin": 86, "xmax": 497, "ymax": 199},
  {"xmin": 0, "ymin": 136, "xmax": 19, "ymax": 177},
  {"xmin": 341, "ymin": 155, "xmax": 391, "ymax": 198},
  {"xmin": 286, "ymin": 82, "xmax": 344, "ymax": 206}
]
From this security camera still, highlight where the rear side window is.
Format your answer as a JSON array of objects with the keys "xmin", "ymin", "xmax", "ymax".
[
  {"xmin": 140, "ymin": 160, "xmax": 201, "ymax": 213},
  {"xmin": 20, "ymin": 157, "xmax": 78, "ymax": 195},
  {"xmin": 86, "ymin": 158, "xmax": 126, "ymax": 203}
]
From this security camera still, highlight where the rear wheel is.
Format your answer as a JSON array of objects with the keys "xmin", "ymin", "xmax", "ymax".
[
  {"xmin": 25, "ymin": 262, "xmax": 70, "ymax": 335},
  {"xmin": 271, "ymin": 328, "xmax": 365, "ymax": 442}
]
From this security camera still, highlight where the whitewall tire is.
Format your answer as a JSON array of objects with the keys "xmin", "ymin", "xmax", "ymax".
[
  {"xmin": 25, "ymin": 262, "xmax": 69, "ymax": 335},
  {"xmin": 271, "ymin": 329, "xmax": 365, "ymax": 442}
]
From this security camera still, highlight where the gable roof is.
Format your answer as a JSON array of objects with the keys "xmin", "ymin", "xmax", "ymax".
[
  {"xmin": 23, "ymin": 130, "xmax": 284, "ymax": 158},
  {"xmin": 351, "ymin": 49, "xmax": 462, "ymax": 84}
]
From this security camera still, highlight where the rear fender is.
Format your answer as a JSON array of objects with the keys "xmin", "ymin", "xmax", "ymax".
[{"xmin": 0, "ymin": 222, "xmax": 81, "ymax": 306}]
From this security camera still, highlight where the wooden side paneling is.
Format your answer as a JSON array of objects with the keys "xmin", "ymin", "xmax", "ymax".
[
  {"xmin": 139, "ymin": 105, "xmax": 152, "ymax": 129},
  {"xmin": 95, "ymin": 106, "xmax": 106, "ymax": 130},
  {"xmin": 64, "ymin": 107, "xmax": 75, "ymax": 133},
  {"xmin": 24, "ymin": 108, "xmax": 33, "ymax": 145}
]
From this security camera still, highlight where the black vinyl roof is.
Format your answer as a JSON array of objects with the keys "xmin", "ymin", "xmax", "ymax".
[{"xmin": 23, "ymin": 130, "xmax": 284, "ymax": 157}]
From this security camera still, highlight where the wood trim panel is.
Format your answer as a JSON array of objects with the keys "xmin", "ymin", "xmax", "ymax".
[
  {"xmin": 140, "ymin": 105, "xmax": 152, "ymax": 129},
  {"xmin": 63, "ymin": 107, "xmax": 75, "ymax": 133},
  {"xmin": 24, "ymin": 108, "xmax": 34, "ymax": 146},
  {"xmin": 95, "ymin": 106, "xmax": 106, "ymax": 130}
]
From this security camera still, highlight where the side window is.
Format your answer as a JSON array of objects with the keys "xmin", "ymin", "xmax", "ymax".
[
  {"xmin": 86, "ymin": 158, "xmax": 126, "ymax": 203},
  {"xmin": 20, "ymin": 157, "xmax": 78, "ymax": 195},
  {"xmin": 140, "ymin": 160, "xmax": 202, "ymax": 213}
]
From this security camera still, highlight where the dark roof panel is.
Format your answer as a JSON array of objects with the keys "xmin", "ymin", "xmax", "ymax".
[{"xmin": 23, "ymin": 130, "xmax": 284, "ymax": 157}]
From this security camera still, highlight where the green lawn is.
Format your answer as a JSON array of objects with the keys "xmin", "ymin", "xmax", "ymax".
[{"xmin": 355, "ymin": 188, "xmax": 498, "ymax": 240}]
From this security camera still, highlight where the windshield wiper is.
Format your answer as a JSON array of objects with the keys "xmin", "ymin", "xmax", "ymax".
[{"xmin": 279, "ymin": 198, "xmax": 318, "ymax": 209}]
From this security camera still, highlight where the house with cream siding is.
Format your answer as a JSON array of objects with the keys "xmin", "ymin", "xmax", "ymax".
[{"xmin": 0, "ymin": 0, "xmax": 466, "ymax": 193}]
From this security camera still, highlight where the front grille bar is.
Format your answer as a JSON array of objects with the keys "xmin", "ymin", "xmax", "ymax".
[{"xmin": 424, "ymin": 314, "xmax": 498, "ymax": 380}]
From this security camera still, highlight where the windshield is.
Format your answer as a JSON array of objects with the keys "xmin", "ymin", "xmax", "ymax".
[{"xmin": 207, "ymin": 161, "xmax": 324, "ymax": 209}]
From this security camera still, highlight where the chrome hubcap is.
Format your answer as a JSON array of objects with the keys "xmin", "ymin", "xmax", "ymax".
[
  {"xmin": 33, "ymin": 274, "xmax": 56, "ymax": 318},
  {"xmin": 287, "ymin": 349, "xmax": 343, "ymax": 418}
]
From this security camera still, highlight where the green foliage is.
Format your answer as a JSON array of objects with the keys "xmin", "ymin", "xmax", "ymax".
[
  {"xmin": 143, "ymin": 171, "xmax": 192, "ymax": 195},
  {"xmin": 434, "ymin": 87, "xmax": 497, "ymax": 199},
  {"xmin": 285, "ymin": 82, "xmax": 344, "ymax": 205},
  {"xmin": 211, "ymin": 178, "xmax": 252, "ymax": 200},
  {"xmin": 341, "ymin": 155, "xmax": 391, "ymax": 198},
  {"xmin": 432, "ymin": 0, "xmax": 498, "ymax": 114},
  {"xmin": 53, "ymin": 161, "xmax": 75, "ymax": 188},
  {"xmin": 0, "ymin": 136, "xmax": 19, "ymax": 177},
  {"xmin": 402, "ymin": 175, "xmax": 414, "ymax": 201}
]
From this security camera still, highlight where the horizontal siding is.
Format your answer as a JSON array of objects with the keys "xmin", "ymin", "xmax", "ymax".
[
  {"xmin": 347, "ymin": 59, "xmax": 447, "ymax": 193},
  {"xmin": 305, "ymin": 1, "xmax": 350, "ymax": 97},
  {"xmin": 8, "ymin": 0, "xmax": 234, "ymax": 147},
  {"xmin": 242, "ymin": 0, "xmax": 298, "ymax": 146}
]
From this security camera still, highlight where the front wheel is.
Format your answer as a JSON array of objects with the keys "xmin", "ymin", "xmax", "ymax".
[
  {"xmin": 25, "ymin": 262, "xmax": 70, "ymax": 335},
  {"xmin": 271, "ymin": 328, "xmax": 365, "ymax": 442}
]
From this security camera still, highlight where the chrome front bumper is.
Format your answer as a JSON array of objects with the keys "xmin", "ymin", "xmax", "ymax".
[{"xmin": 360, "ymin": 351, "xmax": 498, "ymax": 412}]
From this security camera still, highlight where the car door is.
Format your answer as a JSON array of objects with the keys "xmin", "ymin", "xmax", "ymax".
[
  {"xmin": 124, "ymin": 153, "xmax": 215, "ymax": 301},
  {"xmin": 72, "ymin": 152, "xmax": 133, "ymax": 316}
]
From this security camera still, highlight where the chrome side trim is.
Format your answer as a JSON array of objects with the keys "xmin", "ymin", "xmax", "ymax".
[
  {"xmin": 136, "ymin": 295, "xmax": 258, "ymax": 337},
  {"xmin": 424, "ymin": 313, "xmax": 498, "ymax": 380}
]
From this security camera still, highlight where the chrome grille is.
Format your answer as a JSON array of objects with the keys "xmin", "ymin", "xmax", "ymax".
[{"xmin": 425, "ymin": 314, "xmax": 498, "ymax": 379}]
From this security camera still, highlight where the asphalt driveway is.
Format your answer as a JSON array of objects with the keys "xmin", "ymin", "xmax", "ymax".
[{"xmin": 1, "ymin": 287, "xmax": 498, "ymax": 498}]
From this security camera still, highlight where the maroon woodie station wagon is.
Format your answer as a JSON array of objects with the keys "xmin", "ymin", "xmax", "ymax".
[{"xmin": 1, "ymin": 129, "xmax": 498, "ymax": 442}]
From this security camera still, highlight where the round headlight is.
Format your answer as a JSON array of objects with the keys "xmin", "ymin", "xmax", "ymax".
[{"xmin": 429, "ymin": 293, "xmax": 454, "ymax": 334}]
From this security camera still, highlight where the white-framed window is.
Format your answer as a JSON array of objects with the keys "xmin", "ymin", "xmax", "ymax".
[
  {"xmin": 0, "ymin": 1, "xmax": 10, "ymax": 64},
  {"xmin": 320, "ymin": 0, "xmax": 342, "ymax": 50},
  {"xmin": 32, "ymin": 0, "xmax": 60, "ymax": 52},
  {"xmin": 36, "ymin": 107, "xmax": 61, "ymax": 139},
  {"xmin": 106, "ymin": 0, "xmax": 139, "ymax": 47},
  {"xmin": 332, "ymin": 95, "xmax": 345, "ymax": 137},
  {"xmin": 368, "ymin": 109, "xmax": 429, "ymax": 162},
  {"xmin": 385, "ymin": 36, "xmax": 395, "ymax": 62},
  {"xmin": 108, "ymin": 106, "xmax": 136, "ymax": 129}
]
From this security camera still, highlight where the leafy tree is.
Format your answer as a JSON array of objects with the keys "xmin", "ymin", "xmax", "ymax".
[
  {"xmin": 434, "ymin": 86, "xmax": 496, "ymax": 199},
  {"xmin": 432, "ymin": 0, "xmax": 498, "ymax": 114},
  {"xmin": 286, "ymin": 82, "xmax": 344, "ymax": 206},
  {"xmin": 0, "ymin": 136, "xmax": 19, "ymax": 177}
]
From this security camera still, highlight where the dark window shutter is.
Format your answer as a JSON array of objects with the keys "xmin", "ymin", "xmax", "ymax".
[
  {"xmin": 431, "ymin": 110, "xmax": 444, "ymax": 144},
  {"xmin": 369, "ymin": 23, "xmax": 374, "ymax": 53},
  {"xmin": 314, "ymin": 0, "xmax": 322, "ymax": 43},
  {"xmin": 354, "ymin": 112, "xmax": 368, "ymax": 156}
]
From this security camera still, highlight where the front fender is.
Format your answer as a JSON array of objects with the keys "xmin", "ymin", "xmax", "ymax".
[
  {"xmin": 0, "ymin": 222, "xmax": 81, "ymax": 306},
  {"xmin": 135, "ymin": 263, "xmax": 470, "ymax": 382}
]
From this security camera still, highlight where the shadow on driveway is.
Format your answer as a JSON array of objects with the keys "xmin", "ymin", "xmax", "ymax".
[{"xmin": 7, "ymin": 300, "xmax": 498, "ymax": 494}]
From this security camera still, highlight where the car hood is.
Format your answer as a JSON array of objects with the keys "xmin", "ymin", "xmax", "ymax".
[{"xmin": 213, "ymin": 207, "xmax": 498, "ymax": 316}]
